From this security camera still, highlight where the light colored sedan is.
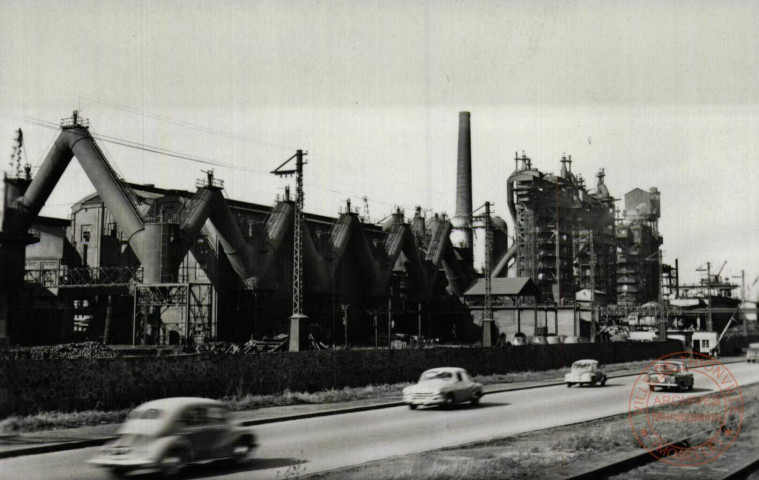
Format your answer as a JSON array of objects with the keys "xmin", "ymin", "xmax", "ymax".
[
  {"xmin": 89, "ymin": 397, "xmax": 256, "ymax": 477},
  {"xmin": 403, "ymin": 367, "xmax": 483, "ymax": 409},
  {"xmin": 747, "ymin": 343, "xmax": 759, "ymax": 363},
  {"xmin": 565, "ymin": 359, "xmax": 608, "ymax": 387}
]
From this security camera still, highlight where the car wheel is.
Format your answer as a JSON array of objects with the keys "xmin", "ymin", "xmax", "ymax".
[
  {"xmin": 566, "ymin": 382, "xmax": 573, "ymax": 388},
  {"xmin": 408, "ymin": 404, "xmax": 417, "ymax": 410},
  {"xmin": 470, "ymin": 393, "xmax": 481, "ymax": 406},
  {"xmin": 231, "ymin": 436, "xmax": 253, "ymax": 462},
  {"xmin": 444, "ymin": 394, "xmax": 455, "ymax": 408},
  {"xmin": 107, "ymin": 467, "xmax": 131, "ymax": 479},
  {"xmin": 600, "ymin": 378, "xmax": 607, "ymax": 387},
  {"xmin": 688, "ymin": 384, "xmax": 694, "ymax": 391},
  {"xmin": 649, "ymin": 385, "xmax": 655, "ymax": 391},
  {"xmin": 159, "ymin": 448, "xmax": 188, "ymax": 478}
]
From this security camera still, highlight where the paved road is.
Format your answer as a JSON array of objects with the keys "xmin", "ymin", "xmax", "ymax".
[{"xmin": 3, "ymin": 362, "xmax": 758, "ymax": 480}]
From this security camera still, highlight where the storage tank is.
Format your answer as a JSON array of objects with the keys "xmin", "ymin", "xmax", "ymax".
[{"xmin": 142, "ymin": 222, "xmax": 173, "ymax": 283}]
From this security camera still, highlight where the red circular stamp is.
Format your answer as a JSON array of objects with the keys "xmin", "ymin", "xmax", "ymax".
[{"xmin": 628, "ymin": 352, "xmax": 744, "ymax": 467}]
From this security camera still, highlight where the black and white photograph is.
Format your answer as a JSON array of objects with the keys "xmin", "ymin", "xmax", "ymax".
[{"xmin": 1, "ymin": 1, "xmax": 758, "ymax": 479}]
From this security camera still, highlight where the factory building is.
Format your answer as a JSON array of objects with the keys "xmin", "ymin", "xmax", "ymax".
[
  {"xmin": 1, "ymin": 111, "xmax": 668, "ymax": 347},
  {"xmin": 507, "ymin": 154, "xmax": 620, "ymax": 306},
  {"xmin": 1, "ymin": 112, "xmax": 518, "ymax": 347},
  {"xmin": 615, "ymin": 187, "xmax": 662, "ymax": 305}
]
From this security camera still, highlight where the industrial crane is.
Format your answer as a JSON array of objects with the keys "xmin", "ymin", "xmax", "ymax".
[{"xmin": 715, "ymin": 260, "xmax": 727, "ymax": 280}]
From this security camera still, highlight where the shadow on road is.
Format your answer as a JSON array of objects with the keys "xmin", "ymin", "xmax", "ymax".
[
  {"xmin": 412, "ymin": 402, "xmax": 510, "ymax": 412},
  {"xmin": 649, "ymin": 387, "xmax": 713, "ymax": 394},
  {"xmin": 134, "ymin": 457, "xmax": 305, "ymax": 479}
]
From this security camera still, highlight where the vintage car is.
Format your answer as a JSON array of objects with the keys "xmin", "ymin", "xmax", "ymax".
[
  {"xmin": 646, "ymin": 360, "xmax": 695, "ymax": 391},
  {"xmin": 565, "ymin": 359, "xmax": 607, "ymax": 387},
  {"xmin": 747, "ymin": 343, "xmax": 759, "ymax": 363},
  {"xmin": 89, "ymin": 397, "xmax": 256, "ymax": 477},
  {"xmin": 403, "ymin": 367, "xmax": 483, "ymax": 409}
]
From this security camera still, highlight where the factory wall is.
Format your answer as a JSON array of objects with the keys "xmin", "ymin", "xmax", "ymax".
[
  {"xmin": 24, "ymin": 183, "xmax": 478, "ymax": 346},
  {"xmin": 0, "ymin": 340, "xmax": 682, "ymax": 415},
  {"xmin": 24, "ymin": 219, "xmax": 71, "ymax": 271}
]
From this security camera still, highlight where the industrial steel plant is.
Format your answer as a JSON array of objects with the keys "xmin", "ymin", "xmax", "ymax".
[{"xmin": 0, "ymin": 111, "xmax": 752, "ymax": 351}]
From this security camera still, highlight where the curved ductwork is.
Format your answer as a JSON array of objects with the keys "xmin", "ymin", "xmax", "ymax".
[
  {"xmin": 424, "ymin": 218, "xmax": 464, "ymax": 297},
  {"xmin": 205, "ymin": 190, "xmax": 258, "ymax": 287},
  {"xmin": 491, "ymin": 244, "xmax": 517, "ymax": 278},
  {"xmin": 179, "ymin": 187, "xmax": 215, "ymax": 237},
  {"xmin": 382, "ymin": 223, "xmax": 428, "ymax": 296},
  {"xmin": 16, "ymin": 126, "xmax": 149, "ymax": 263},
  {"xmin": 331, "ymin": 213, "xmax": 355, "ymax": 274}
]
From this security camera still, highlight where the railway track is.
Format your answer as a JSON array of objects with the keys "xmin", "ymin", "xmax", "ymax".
[{"xmin": 569, "ymin": 433, "xmax": 759, "ymax": 480}]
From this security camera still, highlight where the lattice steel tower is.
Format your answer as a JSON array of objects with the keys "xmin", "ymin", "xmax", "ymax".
[{"xmin": 272, "ymin": 150, "xmax": 308, "ymax": 351}]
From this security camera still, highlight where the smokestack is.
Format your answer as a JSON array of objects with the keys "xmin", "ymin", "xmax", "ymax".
[{"xmin": 451, "ymin": 111, "xmax": 473, "ymax": 249}]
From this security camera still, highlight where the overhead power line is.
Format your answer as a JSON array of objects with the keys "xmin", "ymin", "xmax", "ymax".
[
  {"xmin": 77, "ymin": 93, "xmax": 295, "ymax": 151},
  {"xmin": 20, "ymin": 116, "xmax": 439, "ymax": 221}
]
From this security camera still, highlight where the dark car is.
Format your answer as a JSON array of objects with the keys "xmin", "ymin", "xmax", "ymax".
[
  {"xmin": 646, "ymin": 360, "xmax": 695, "ymax": 392},
  {"xmin": 89, "ymin": 397, "xmax": 256, "ymax": 477}
]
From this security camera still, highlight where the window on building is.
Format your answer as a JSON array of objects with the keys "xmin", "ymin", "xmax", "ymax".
[
  {"xmin": 81, "ymin": 225, "xmax": 92, "ymax": 243},
  {"xmin": 107, "ymin": 222, "xmax": 118, "ymax": 238},
  {"xmin": 702, "ymin": 339, "xmax": 710, "ymax": 349}
]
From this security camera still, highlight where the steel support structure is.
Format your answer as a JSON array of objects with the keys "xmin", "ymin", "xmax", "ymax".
[{"xmin": 131, "ymin": 283, "xmax": 214, "ymax": 346}]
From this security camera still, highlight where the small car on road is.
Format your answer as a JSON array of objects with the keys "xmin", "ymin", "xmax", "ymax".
[
  {"xmin": 403, "ymin": 367, "xmax": 483, "ymax": 409},
  {"xmin": 646, "ymin": 360, "xmax": 694, "ymax": 392},
  {"xmin": 89, "ymin": 397, "xmax": 256, "ymax": 477},
  {"xmin": 565, "ymin": 359, "xmax": 607, "ymax": 387},
  {"xmin": 746, "ymin": 343, "xmax": 759, "ymax": 363}
]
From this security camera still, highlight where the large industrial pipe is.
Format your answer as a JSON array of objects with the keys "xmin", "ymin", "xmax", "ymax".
[
  {"xmin": 18, "ymin": 127, "xmax": 147, "ymax": 260},
  {"xmin": 442, "ymin": 240, "xmax": 464, "ymax": 297},
  {"xmin": 266, "ymin": 202, "xmax": 294, "ymax": 251},
  {"xmin": 301, "ymin": 220, "xmax": 331, "ymax": 291},
  {"xmin": 423, "ymin": 218, "xmax": 463, "ymax": 296},
  {"xmin": 208, "ymin": 190, "xmax": 257, "ymax": 285},
  {"xmin": 331, "ymin": 213, "xmax": 355, "ymax": 274},
  {"xmin": 451, "ymin": 111, "xmax": 473, "ymax": 249},
  {"xmin": 382, "ymin": 224, "xmax": 429, "ymax": 296},
  {"xmin": 179, "ymin": 187, "xmax": 215, "ymax": 237},
  {"xmin": 400, "ymin": 227, "xmax": 429, "ymax": 296},
  {"xmin": 492, "ymin": 244, "xmax": 517, "ymax": 278}
]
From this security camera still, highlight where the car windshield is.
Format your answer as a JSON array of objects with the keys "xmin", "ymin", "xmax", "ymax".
[
  {"xmin": 651, "ymin": 362, "xmax": 683, "ymax": 373},
  {"xmin": 420, "ymin": 371, "xmax": 455, "ymax": 382},
  {"xmin": 572, "ymin": 362, "xmax": 596, "ymax": 370},
  {"xmin": 126, "ymin": 408, "xmax": 163, "ymax": 420}
]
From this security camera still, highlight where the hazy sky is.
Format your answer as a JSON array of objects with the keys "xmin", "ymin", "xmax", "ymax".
[{"xmin": 1, "ymin": 0, "xmax": 757, "ymax": 290}]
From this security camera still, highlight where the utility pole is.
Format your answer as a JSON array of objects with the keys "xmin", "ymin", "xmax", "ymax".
[
  {"xmin": 103, "ymin": 295, "xmax": 112, "ymax": 345},
  {"xmin": 707, "ymin": 261, "xmax": 713, "ymax": 332},
  {"xmin": 733, "ymin": 270, "xmax": 746, "ymax": 336},
  {"xmin": 589, "ymin": 232, "xmax": 596, "ymax": 343},
  {"xmin": 341, "ymin": 304, "xmax": 349, "ymax": 348},
  {"xmin": 388, "ymin": 292, "xmax": 392, "ymax": 349},
  {"xmin": 472, "ymin": 202, "xmax": 494, "ymax": 347},
  {"xmin": 418, "ymin": 301, "xmax": 422, "ymax": 349},
  {"xmin": 272, "ymin": 150, "xmax": 308, "ymax": 352},
  {"xmin": 657, "ymin": 249, "xmax": 667, "ymax": 341},
  {"xmin": 697, "ymin": 262, "xmax": 713, "ymax": 332}
]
